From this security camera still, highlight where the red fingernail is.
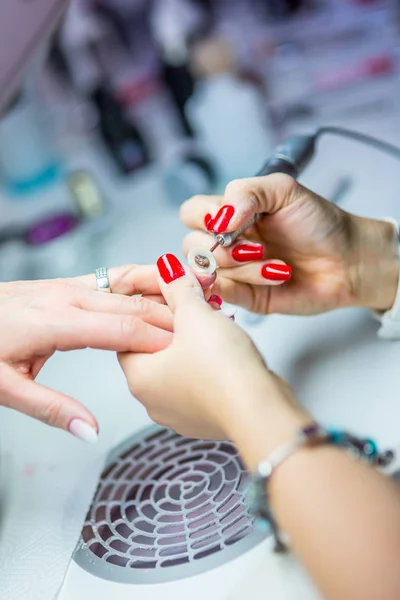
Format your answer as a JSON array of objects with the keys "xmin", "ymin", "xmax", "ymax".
[
  {"xmin": 204, "ymin": 213, "xmax": 213, "ymax": 231},
  {"xmin": 212, "ymin": 205, "xmax": 235, "ymax": 233},
  {"xmin": 261, "ymin": 263, "xmax": 292, "ymax": 282},
  {"xmin": 157, "ymin": 254, "xmax": 185, "ymax": 284},
  {"xmin": 232, "ymin": 242, "xmax": 264, "ymax": 263},
  {"xmin": 208, "ymin": 294, "xmax": 223, "ymax": 306}
]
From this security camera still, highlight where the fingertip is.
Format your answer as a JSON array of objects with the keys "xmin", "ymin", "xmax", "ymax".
[
  {"xmin": 204, "ymin": 213, "xmax": 213, "ymax": 231},
  {"xmin": 157, "ymin": 254, "xmax": 186, "ymax": 285},
  {"xmin": 224, "ymin": 179, "xmax": 257, "ymax": 228},
  {"xmin": 158, "ymin": 249, "xmax": 216, "ymax": 292},
  {"xmin": 61, "ymin": 400, "xmax": 99, "ymax": 439},
  {"xmin": 194, "ymin": 270, "xmax": 216, "ymax": 290},
  {"xmin": 261, "ymin": 262, "xmax": 292, "ymax": 284},
  {"xmin": 156, "ymin": 253, "xmax": 204, "ymax": 312},
  {"xmin": 223, "ymin": 173, "xmax": 299, "ymax": 230},
  {"xmin": 69, "ymin": 418, "xmax": 99, "ymax": 444},
  {"xmin": 232, "ymin": 242, "xmax": 264, "ymax": 263},
  {"xmin": 180, "ymin": 195, "xmax": 210, "ymax": 226},
  {"xmin": 208, "ymin": 294, "xmax": 223, "ymax": 307}
]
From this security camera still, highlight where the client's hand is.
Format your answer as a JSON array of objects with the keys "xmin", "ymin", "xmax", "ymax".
[
  {"xmin": 0, "ymin": 265, "xmax": 215, "ymax": 442},
  {"xmin": 181, "ymin": 174, "xmax": 399, "ymax": 315},
  {"xmin": 119, "ymin": 254, "xmax": 307, "ymax": 441}
]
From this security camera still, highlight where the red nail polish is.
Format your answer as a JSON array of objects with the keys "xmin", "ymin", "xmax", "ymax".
[
  {"xmin": 204, "ymin": 213, "xmax": 213, "ymax": 231},
  {"xmin": 212, "ymin": 205, "xmax": 235, "ymax": 234},
  {"xmin": 261, "ymin": 263, "xmax": 292, "ymax": 282},
  {"xmin": 157, "ymin": 254, "xmax": 185, "ymax": 284},
  {"xmin": 232, "ymin": 243, "xmax": 264, "ymax": 263},
  {"xmin": 208, "ymin": 294, "xmax": 223, "ymax": 306}
]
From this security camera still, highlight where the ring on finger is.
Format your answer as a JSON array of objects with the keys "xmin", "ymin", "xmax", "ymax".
[{"xmin": 95, "ymin": 267, "xmax": 111, "ymax": 293}]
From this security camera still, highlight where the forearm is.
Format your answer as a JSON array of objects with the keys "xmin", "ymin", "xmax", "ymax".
[
  {"xmin": 271, "ymin": 447, "xmax": 400, "ymax": 600},
  {"xmin": 224, "ymin": 386, "xmax": 400, "ymax": 600}
]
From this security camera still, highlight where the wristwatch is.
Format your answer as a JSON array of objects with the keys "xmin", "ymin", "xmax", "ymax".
[{"xmin": 376, "ymin": 218, "xmax": 400, "ymax": 340}]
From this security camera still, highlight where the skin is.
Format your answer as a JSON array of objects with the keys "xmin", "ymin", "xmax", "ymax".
[
  {"xmin": 119, "ymin": 263, "xmax": 400, "ymax": 600},
  {"xmin": 3, "ymin": 169, "xmax": 399, "ymax": 595},
  {"xmin": 0, "ymin": 264, "xmax": 215, "ymax": 435},
  {"xmin": 120, "ymin": 176, "xmax": 400, "ymax": 599},
  {"xmin": 181, "ymin": 173, "xmax": 399, "ymax": 314}
]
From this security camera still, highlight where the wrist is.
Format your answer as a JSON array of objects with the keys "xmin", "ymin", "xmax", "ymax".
[
  {"xmin": 218, "ymin": 372, "xmax": 312, "ymax": 472},
  {"xmin": 350, "ymin": 216, "xmax": 399, "ymax": 312}
]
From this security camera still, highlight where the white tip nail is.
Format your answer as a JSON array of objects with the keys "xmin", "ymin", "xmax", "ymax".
[{"xmin": 69, "ymin": 419, "xmax": 98, "ymax": 444}]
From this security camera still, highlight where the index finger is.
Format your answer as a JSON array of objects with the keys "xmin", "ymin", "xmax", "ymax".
[
  {"xmin": 180, "ymin": 173, "xmax": 299, "ymax": 233},
  {"xmin": 180, "ymin": 194, "xmax": 224, "ymax": 231}
]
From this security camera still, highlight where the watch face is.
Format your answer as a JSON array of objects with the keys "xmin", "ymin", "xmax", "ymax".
[{"xmin": 0, "ymin": 0, "xmax": 68, "ymax": 115}]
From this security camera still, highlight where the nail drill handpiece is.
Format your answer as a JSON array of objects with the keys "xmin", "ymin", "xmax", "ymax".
[{"xmin": 209, "ymin": 133, "xmax": 317, "ymax": 251}]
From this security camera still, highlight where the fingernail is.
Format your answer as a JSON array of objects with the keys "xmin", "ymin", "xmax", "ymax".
[
  {"xmin": 232, "ymin": 242, "xmax": 264, "ymax": 263},
  {"xmin": 157, "ymin": 253, "xmax": 185, "ymax": 284},
  {"xmin": 208, "ymin": 294, "xmax": 223, "ymax": 306},
  {"xmin": 69, "ymin": 419, "xmax": 98, "ymax": 444},
  {"xmin": 204, "ymin": 213, "xmax": 213, "ymax": 231},
  {"xmin": 261, "ymin": 263, "xmax": 292, "ymax": 282},
  {"xmin": 212, "ymin": 205, "xmax": 235, "ymax": 233}
]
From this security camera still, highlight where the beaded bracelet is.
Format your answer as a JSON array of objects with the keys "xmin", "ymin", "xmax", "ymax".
[{"xmin": 247, "ymin": 423, "xmax": 395, "ymax": 553}]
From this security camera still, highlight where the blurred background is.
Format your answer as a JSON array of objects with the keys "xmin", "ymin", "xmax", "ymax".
[{"xmin": 1, "ymin": 0, "xmax": 400, "ymax": 283}]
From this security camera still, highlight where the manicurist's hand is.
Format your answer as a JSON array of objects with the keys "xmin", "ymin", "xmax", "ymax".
[
  {"xmin": 118, "ymin": 253, "xmax": 307, "ymax": 442},
  {"xmin": 181, "ymin": 174, "xmax": 399, "ymax": 315}
]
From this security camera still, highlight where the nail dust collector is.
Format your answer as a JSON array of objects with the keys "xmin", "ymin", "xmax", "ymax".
[{"xmin": 58, "ymin": 426, "xmax": 269, "ymax": 600}]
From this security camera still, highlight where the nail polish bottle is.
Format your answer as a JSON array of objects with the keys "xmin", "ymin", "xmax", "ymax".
[
  {"xmin": 68, "ymin": 171, "xmax": 108, "ymax": 219},
  {"xmin": 26, "ymin": 213, "xmax": 79, "ymax": 247},
  {"xmin": 0, "ymin": 93, "xmax": 62, "ymax": 198},
  {"xmin": 25, "ymin": 212, "xmax": 94, "ymax": 280},
  {"xmin": 67, "ymin": 171, "xmax": 115, "ymax": 255}
]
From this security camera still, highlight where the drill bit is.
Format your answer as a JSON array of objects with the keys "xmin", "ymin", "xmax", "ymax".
[{"xmin": 209, "ymin": 240, "xmax": 221, "ymax": 253}]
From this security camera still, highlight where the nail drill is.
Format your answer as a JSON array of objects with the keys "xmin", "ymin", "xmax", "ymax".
[{"xmin": 188, "ymin": 126, "xmax": 400, "ymax": 276}]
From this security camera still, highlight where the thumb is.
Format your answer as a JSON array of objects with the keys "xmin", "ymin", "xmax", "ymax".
[
  {"xmin": 156, "ymin": 253, "xmax": 210, "ymax": 313},
  {"xmin": 224, "ymin": 172, "xmax": 299, "ymax": 230}
]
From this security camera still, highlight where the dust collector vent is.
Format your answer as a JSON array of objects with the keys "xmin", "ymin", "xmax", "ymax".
[{"xmin": 74, "ymin": 426, "xmax": 268, "ymax": 584}]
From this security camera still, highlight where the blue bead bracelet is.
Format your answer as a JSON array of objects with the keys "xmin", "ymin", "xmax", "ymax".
[{"xmin": 247, "ymin": 423, "xmax": 395, "ymax": 553}]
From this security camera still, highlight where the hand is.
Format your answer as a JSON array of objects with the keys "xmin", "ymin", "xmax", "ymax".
[
  {"xmin": 181, "ymin": 174, "xmax": 399, "ymax": 315},
  {"xmin": 0, "ymin": 265, "xmax": 214, "ymax": 442},
  {"xmin": 118, "ymin": 254, "xmax": 307, "ymax": 442}
]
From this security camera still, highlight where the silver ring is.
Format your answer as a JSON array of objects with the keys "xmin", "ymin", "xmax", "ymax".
[{"xmin": 95, "ymin": 267, "xmax": 111, "ymax": 293}]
